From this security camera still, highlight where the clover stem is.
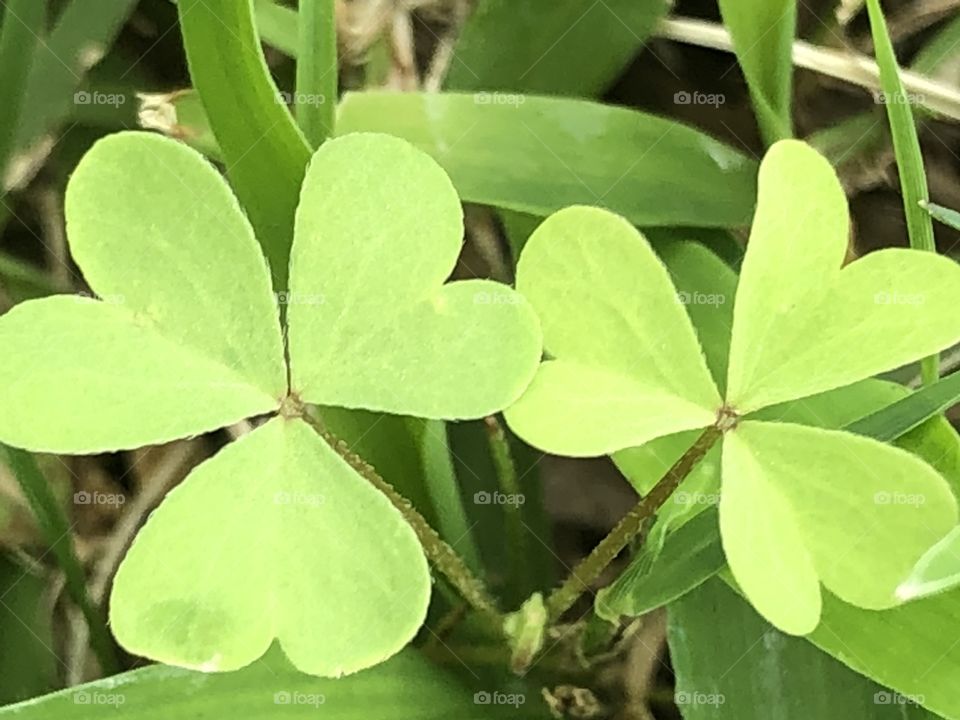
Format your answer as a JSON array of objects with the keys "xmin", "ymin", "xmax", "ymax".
[
  {"xmin": 298, "ymin": 412, "xmax": 502, "ymax": 620},
  {"xmin": 484, "ymin": 416, "xmax": 530, "ymax": 601},
  {"xmin": 543, "ymin": 425, "xmax": 724, "ymax": 623}
]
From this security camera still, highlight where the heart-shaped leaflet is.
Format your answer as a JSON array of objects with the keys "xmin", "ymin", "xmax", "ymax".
[
  {"xmin": 288, "ymin": 133, "xmax": 541, "ymax": 418},
  {"xmin": 0, "ymin": 131, "xmax": 543, "ymax": 676},
  {"xmin": 503, "ymin": 138, "xmax": 960, "ymax": 637}
]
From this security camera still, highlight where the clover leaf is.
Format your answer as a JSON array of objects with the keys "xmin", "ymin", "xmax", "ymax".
[
  {"xmin": 0, "ymin": 131, "xmax": 542, "ymax": 675},
  {"xmin": 504, "ymin": 139, "xmax": 960, "ymax": 635}
]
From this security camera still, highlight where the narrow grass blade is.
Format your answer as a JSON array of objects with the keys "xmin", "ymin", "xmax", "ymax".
[
  {"xmin": 865, "ymin": 0, "xmax": 939, "ymax": 385},
  {"xmin": 846, "ymin": 369, "xmax": 960, "ymax": 442},
  {"xmin": 295, "ymin": 0, "xmax": 336, "ymax": 146},
  {"xmin": 0, "ymin": 445, "xmax": 119, "ymax": 673},
  {"xmin": 12, "ymin": 0, "xmax": 137, "ymax": 165},
  {"xmin": 922, "ymin": 201, "xmax": 960, "ymax": 232},
  {"xmin": 254, "ymin": 0, "xmax": 298, "ymax": 55},
  {"xmin": 0, "ymin": 0, "xmax": 45, "ymax": 186},
  {"xmin": 445, "ymin": 0, "xmax": 669, "ymax": 96},
  {"xmin": 912, "ymin": 14, "xmax": 960, "ymax": 77},
  {"xmin": 178, "ymin": 0, "xmax": 311, "ymax": 289},
  {"xmin": 718, "ymin": 0, "xmax": 796, "ymax": 145}
]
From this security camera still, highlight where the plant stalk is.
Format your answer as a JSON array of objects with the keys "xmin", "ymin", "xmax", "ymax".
[
  {"xmin": 299, "ymin": 413, "xmax": 502, "ymax": 620},
  {"xmin": 484, "ymin": 416, "xmax": 530, "ymax": 600},
  {"xmin": 544, "ymin": 425, "xmax": 723, "ymax": 623}
]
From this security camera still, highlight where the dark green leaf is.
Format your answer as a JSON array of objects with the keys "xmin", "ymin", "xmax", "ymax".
[
  {"xmin": 669, "ymin": 578, "xmax": 936, "ymax": 719},
  {"xmin": 0, "ymin": 648, "xmax": 541, "ymax": 719},
  {"xmin": 337, "ymin": 92, "xmax": 758, "ymax": 229},
  {"xmin": 446, "ymin": 0, "xmax": 669, "ymax": 96}
]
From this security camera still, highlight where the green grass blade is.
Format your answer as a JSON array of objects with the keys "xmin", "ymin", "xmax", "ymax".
[
  {"xmin": 865, "ymin": 0, "xmax": 939, "ymax": 386},
  {"xmin": 922, "ymin": 200, "xmax": 960, "ymax": 232},
  {"xmin": 12, "ymin": 0, "xmax": 136, "ymax": 161},
  {"xmin": 295, "ymin": 0, "xmax": 336, "ymax": 146},
  {"xmin": 846, "ymin": 370, "xmax": 960, "ymax": 442},
  {"xmin": 911, "ymin": 14, "xmax": 960, "ymax": 77},
  {"xmin": 0, "ymin": 445, "xmax": 119, "ymax": 674},
  {"xmin": 718, "ymin": 0, "xmax": 796, "ymax": 145},
  {"xmin": 445, "ymin": 0, "xmax": 669, "ymax": 96},
  {"xmin": 0, "ymin": 0, "xmax": 45, "ymax": 186},
  {"xmin": 178, "ymin": 0, "xmax": 311, "ymax": 289},
  {"xmin": 254, "ymin": 0, "xmax": 298, "ymax": 55},
  {"xmin": 337, "ymin": 92, "xmax": 758, "ymax": 229}
]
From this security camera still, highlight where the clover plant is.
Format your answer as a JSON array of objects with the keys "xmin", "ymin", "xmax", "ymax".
[
  {"xmin": 0, "ymin": 131, "xmax": 542, "ymax": 676},
  {"xmin": 504, "ymin": 139, "xmax": 960, "ymax": 634}
]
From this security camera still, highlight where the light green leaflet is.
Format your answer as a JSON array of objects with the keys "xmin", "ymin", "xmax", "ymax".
[
  {"xmin": 504, "ymin": 206, "xmax": 720, "ymax": 456},
  {"xmin": 505, "ymin": 139, "xmax": 960, "ymax": 635},
  {"xmin": 288, "ymin": 134, "xmax": 539, "ymax": 418},
  {"xmin": 0, "ymin": 131, "xmax": 542, "ymax": 675},
  {"xmin": 111, "ymin": 418, "xmax": 429, "ymax": 676}
]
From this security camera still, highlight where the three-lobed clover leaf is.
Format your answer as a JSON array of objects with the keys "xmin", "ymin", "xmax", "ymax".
[
  {"xmin": 0, "ymin": 131, "xmax": 542, "ymax": 675},
  {"xmin": 504, "ymin": 139, "xmax": 960, "ymax": 635}
]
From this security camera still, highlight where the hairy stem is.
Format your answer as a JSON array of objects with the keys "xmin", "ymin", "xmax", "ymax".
[
  {"xmin": 299, "ymin": 412, "xmax": 501, "ymax": 619},
  {"xmin": 544, "ymin": 425, "xmax": 724, "ymax": 623}
]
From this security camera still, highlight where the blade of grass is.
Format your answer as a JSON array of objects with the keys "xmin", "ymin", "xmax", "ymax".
[
  {"xmin": 717, "ymin": 0, "xmax": 797, "ymax": 145},
  {"xmin": 922, "ymin": 200, "xmax": 960, "ymax": 232},
  {"xmin": 0, "ymin": 445, "xmax": 119, "ymax": 674},
  {"xmin": 0, "ymin": 251, "xmax": 62, "ymax": 298},
  {"xmin": 177, "ymin": 0, "xmax": 311, "ymax": 289},
  {"xmin": 295, "ymin": 0, "xmax": 336, "ymax": 146},
  {"xmin": 254, "ymin": 0, "xmax": 298, "ymax": 55},
  {"xmin": 911, "ymin": 13, "xmax": 960, "ymax": 77},
  {"xmin": 0, "ymin": 0, "xmax": 45, "ymax": 188},
  {"xmin": 445, "ymin": 0, "xmax": 669, "ymax": 96},
  {"xmin": 846, "ymin": 369, "xmax": 960, "ymax": 442},
  {"xmin": 12, "ymin": 0, "xmax": 137, "ymax": 163},
  {"xmin": 865, "ymin": 0, "xmax": 939, "ymax": 386}
]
